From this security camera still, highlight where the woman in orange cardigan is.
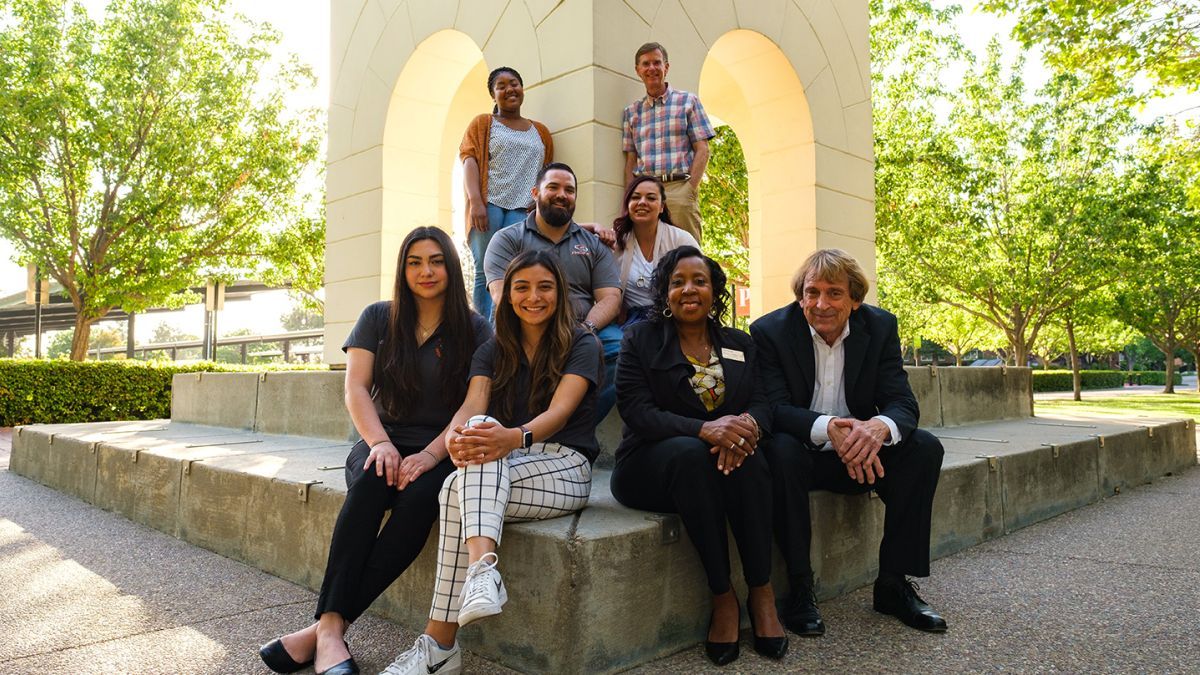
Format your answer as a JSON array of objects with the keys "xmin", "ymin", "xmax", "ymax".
[{"xmin": 460, "ymin": 66, "xmax": 553, "ymax": 320}]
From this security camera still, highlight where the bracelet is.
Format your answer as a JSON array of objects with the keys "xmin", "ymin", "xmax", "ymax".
[
  {"xmin": 420, "ymin": 449, "xmax": 438, "ymax": 462},
  {"xmin": 369, "ymin": 439, "xmax": 391, "ymax": 449}
]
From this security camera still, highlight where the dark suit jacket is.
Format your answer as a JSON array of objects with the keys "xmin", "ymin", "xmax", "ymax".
[
  {"xmin": 614, "ymin": 319, "xmax": 772, "ymax": 463},
  {"xmin": 750, "ymin": 302, "xmax": 918, "ymax": 448}
]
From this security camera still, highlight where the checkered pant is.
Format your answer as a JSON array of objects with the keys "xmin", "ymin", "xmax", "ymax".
[{"xmin": 429, "ymin": 433, "xmax": 592, "ymax": 622}]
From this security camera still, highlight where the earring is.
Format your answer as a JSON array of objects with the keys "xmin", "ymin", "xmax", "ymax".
[{"xmin": 662, "ymin": 307, "xmax": 673, "ymax": 318}]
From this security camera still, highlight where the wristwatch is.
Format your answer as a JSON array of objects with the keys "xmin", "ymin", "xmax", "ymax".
[
  {"xmin": 519, "ymin": 424, "xmax": 533, "ymax": 449},
  {"xmin": 581, "ymin": 319, "xmax": 597, "ymax": 333}
]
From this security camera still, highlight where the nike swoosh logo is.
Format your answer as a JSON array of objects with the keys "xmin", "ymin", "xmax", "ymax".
[
  {"xmin": 428, "ymin": 656, "xmax": 453, "ymax": 673},
  {"xmin": 495, "ymin": 579, "xmax": 503, "ymax": 591}
]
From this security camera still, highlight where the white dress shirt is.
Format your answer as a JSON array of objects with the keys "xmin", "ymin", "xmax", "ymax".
[{"xmin": 808, "ymin": 323, "xmax": 901, "ymax": 451}]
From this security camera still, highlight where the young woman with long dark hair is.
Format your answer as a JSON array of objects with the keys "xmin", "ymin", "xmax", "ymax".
[
  {"xmin": 379, "ymin": 250, "xmax": 601, "ymax": 675},
  {"xmin": 259, "ymin": 227, "xmax": 490, "ymax": 675}
]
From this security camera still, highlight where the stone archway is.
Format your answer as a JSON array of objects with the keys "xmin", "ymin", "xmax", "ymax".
[{"xmin": 324, "ymin": 0, "xmax": 873, "ymax": 362}]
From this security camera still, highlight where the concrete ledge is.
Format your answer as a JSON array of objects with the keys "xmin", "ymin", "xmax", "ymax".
[
  {"xmin": 934, "ymin": 366, "xmax": 1033, "ymax": 426},
  {"xmin": 171, "ymin": 372, "xmax": 260, "ymax": 428},
  {"xmin": 10, "ymin": 412, "xmax": 1194, "ymax": 673}
]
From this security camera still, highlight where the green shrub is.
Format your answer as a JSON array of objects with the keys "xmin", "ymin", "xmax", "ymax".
[
  {"xmin": 1030, "ymin": 369, "xmax": 1182, "ymax": 392},
  {"xmin": 0, "ymin": 359, "xmax": 326, "ymax": 426},
  {"xmin": 1031, "ymin": 370, "xmax": 1126, "ymax": 392},
  {"xmin": 1129, "ymin": 370, "xmax": 1184, "ymax": 386}
]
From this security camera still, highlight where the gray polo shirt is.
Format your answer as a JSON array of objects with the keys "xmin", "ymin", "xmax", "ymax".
[{"xmin": 483, "ymin": 213, "xmax": 620, "ymax": 320}]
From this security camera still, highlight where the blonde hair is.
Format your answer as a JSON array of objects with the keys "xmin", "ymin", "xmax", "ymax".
[{"xmin": 791, "ymin": 249, "xmax": 869, "ymax": 302}]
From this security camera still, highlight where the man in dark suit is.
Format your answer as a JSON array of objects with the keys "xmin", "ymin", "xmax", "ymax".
[{"xmin": 750, "ymin": 249, "xmax": 947, "ymax": 636}]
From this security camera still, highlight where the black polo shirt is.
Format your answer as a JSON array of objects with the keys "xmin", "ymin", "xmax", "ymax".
[
  {"xmin": 468, "ymin": 328, "xmax": 602, "ymax": 462},
  {"xmin": 342, "ymin": 301, "xmax": 492, "ymax": 448}
]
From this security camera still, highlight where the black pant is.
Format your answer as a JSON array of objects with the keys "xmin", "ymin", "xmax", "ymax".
[
  {"xmin": 763, "ymin": 429, "xmax": 944, "ymax": 579},
  {"xmin": 610, "ymin": 436, "xmax": 774, "ymax": 594},
  {"xmin": 314, "ymin": 439, "xmax": 455, "ymax": 622}
]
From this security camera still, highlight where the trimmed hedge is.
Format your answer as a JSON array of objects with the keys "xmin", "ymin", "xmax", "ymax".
[
  {"xmin": 0, "ymin": 359, "xmax": 326, "ymax": 426},
  {"xmin": 1031, "ymin": 369, "xmax": 1182, "ymax": 393}
]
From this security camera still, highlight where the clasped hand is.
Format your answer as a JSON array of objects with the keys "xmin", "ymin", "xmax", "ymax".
[
  {"xmin": 363, "ymin": 441, "xmax": 438, "ymax": 490},
  {"xmin": 699, "ymin": 414, "xmax": 758, "ymax": 475},
  {"xmin": 828, "ymin": 417, "xmax": 888, "ymax": 485},
  {"xmin": 446, "ymin": 420, "xmax": 517, "ymax": 467}
]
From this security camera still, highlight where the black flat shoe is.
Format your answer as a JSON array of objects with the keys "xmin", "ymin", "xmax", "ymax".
[
  {"xmin": 316, "ymin": 638, "xmax": 360, "ymax": 675},
  {"xmin": 780, "ymin": 580, "xmax": 826, "ymax": 637},
  {"xmin": 316, "ymin": 658, "xmax": 359, "ymax": 675},
  {"xmin": 873, "ymin": 575, "xmax": 948, "ymax": 633},
  {"xmin": 258, "ymin": 638, "xmax": 313, "ymax": 674},
  {"xmin": 704, "ymin": 606, "xmax": 740, "ymax": 666},
  {"xmin": 748, "ymin": 606, "xmax": 789, "ymax": 659}
]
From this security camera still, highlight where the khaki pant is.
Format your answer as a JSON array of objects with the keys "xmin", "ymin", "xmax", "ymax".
[{"xmin": 663, "ymin": 179, "xmax": 702, "ymax": 242}]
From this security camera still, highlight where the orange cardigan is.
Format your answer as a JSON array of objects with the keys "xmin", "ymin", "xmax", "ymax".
[{"xmin": 459, "ymin": 113, "xmax": 554, "ymax": 204}]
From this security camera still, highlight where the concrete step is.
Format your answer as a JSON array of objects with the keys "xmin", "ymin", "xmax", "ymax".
[
  {"xmin": 167, "ymin": 367, "xmax": 1035, "ymax": 467},
  {"xmin": 10, "ymin": 414, "xmax": 1194, "ymax": 673}
]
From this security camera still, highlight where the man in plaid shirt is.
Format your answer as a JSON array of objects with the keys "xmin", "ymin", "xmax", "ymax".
[{"xmin": 622, "ymin": 42, "xmax": 716, "ymax": 242}]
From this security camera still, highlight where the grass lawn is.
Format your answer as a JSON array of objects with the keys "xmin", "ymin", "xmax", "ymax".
[{"xmin": 1036, "ymin": 393, "xmax": 1200, "ymax": 423}]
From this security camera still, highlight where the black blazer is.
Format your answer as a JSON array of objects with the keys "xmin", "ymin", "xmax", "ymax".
[
  {"xmin": 749, "ymin": 302, "xmax": 918, "ymax": 448},
  {"xmin": 614, "ymin": 319, "xmax": 772, "ymax": 463}
]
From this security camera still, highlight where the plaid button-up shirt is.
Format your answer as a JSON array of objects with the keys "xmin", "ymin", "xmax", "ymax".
[{"xmin": 622, "ymin": 84, "xmax": 715, "ymax": 177}]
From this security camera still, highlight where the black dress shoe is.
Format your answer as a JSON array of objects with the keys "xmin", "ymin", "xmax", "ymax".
[
  {"xmin": 872, "ymin": 575, "xmax": 948, "ymax": 632},
  {"xmin": 780, "ymin": 582, "xmax": 826, "ymax": 636},
  {"xmin": 259, "ymin": 639, "xmax": 313, "ymax": 674},
  {"xmin": 747, "ymin": 610, "xmax": 789, "ymax": 659},
  {"xmin": 704, "ymin": 608, "xmax": 740, "ymax": 666}
]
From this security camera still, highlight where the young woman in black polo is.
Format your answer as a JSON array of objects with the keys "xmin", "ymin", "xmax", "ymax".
[
  {"xmin": 379, "ymin": 249, "xmax": 600, "ymax": 675},
  {"xmin": 259, "ymin": 227, "xmax": 490, "ymax": 675}
]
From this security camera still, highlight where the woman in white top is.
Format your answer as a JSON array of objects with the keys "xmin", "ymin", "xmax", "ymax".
[
  {"xmin": 459, "ymin": 67, "xmax": 554, "ymax": 320},
  {"xmin": 612, "ymin": 175, "xmax": 701, "ymax": 327}
]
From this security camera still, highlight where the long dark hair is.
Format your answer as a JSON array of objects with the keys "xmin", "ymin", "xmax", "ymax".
[
  {"xmin": 649, "ymin": 245, "xmax": 732, "ymax": 325},
  {"xmin": 490, "ymin": 250, "xmax": 577, "ymax": 421},
  {"xmin": 488, "ymin": 66, "xmax": 522, "ymax": 114},
  {"xmin": 612, "ymin": 175, "xmax": 673, "ymax": 252},
  {"xmin": 376, "ymin": 227, "xmax": 475, "ymax": 417}
]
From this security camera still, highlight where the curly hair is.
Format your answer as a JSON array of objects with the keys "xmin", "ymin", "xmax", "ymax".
[{"xmin": 648, "ymin": 245, "xmax": 732, "ymax": 325}]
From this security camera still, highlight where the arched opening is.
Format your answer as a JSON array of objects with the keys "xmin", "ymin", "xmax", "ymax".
[
  {"xmin": 700, "ymin": 30, "xmax": 816, "ymax": 317},
  {"xmin": 379, "ymin": 30, "xmax": 491, "ymax": 291}
]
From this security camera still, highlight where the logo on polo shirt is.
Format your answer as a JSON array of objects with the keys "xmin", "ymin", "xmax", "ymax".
[{"xmin": 572, "ymin": 244, "xmax": 590, "ymax": 256}]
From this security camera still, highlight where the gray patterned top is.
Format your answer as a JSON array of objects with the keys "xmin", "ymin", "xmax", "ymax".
[{"xmin": 487, "ymin": 117, "xmax": 545, "ymax": 210}]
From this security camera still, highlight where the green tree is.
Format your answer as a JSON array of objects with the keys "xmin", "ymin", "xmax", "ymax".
[
  {"xmin": 874, "ymin": 13, "xmax": 1136, "ymax": 366},
  {"xmin": 257, "ymin": 212, "xmax": 325, "ymax": 312},
  {"xmin": 46, "ymin": 323, "xmax": 125, "ymax": 359},
  {"xmin": 698, "ymin": 125, "xmax": 749, "ymax": 287},
  {"xmin": 983, "ymin": 0, "xmax": 1200, "ymax": 97},
  {"xmin": 1112, "ymin": 125, "xmax": 1200, "ymax": 394},
  {"xmin": 0, "ymin": 0, "xmax": 321, "ymax": 360},
  {"xmin": 923, "ymin": 304, "xmax": 1003, "ymax": 366},
  {"xmin": 280, "ymin": 304, "xmax": 323, "ymax": 332},
  {"xmin": 149, "ymin": 321, "xmax": 196, "ymax": 344}
]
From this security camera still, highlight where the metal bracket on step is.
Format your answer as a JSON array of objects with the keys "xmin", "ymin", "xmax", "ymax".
[
  {"xmin": 645, "ymin": 514, "xmax": 680, "ymax": 545},
  {"xmin": 132, "ymin": 449, "xmax": 142, "ymax": 463},
  {"xmin": 183, "ymin": 459, "xmax": 199, "ymax": 476},
  {"xmin": 297, "ymin": 480, "xmax": 322, "ymax": 503},
  {"xmin": 1042, "ymin": 444, "xmax": 1061, "ymax": 458},
  {"xmin": 259, "ymin": 373, "xmax": 268, "ymax": 382},
  {"xmin": 1001, "ymin": 365, "xmax": 1008, "ymax": 376},
  {"xmin": 89, "ymin": 442, "xmax": 98, "ymax": 454},
  {"xmin": 1093, "ymin": 435, "xmax": 1106, "ymax": 448},
  {"xmin": 47, "ymin": 433, "xmax": 56, "ymax": 446},
  {"xmin": 928, "ymin": 365, "xmax": 937, "ymax": 377},
  {"xmin": 975, "ymin": 455, "xmax": 998, "ymax": 472},
  {"xmin": 1146, "ymin": 426, "xmax": 1155, "ymax": 438}
]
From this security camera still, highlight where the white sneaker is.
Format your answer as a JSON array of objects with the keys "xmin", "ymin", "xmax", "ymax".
[
  {"xmin": 379, "ymin": 634, "xmax": 461, "ymax": 675},
  {"xmin": 456, "ymin": 551, "xmax": 507, "ymax": 626}
]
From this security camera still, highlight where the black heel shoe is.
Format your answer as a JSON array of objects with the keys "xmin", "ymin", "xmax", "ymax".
[
  {"xmin": 704, "ymin": 603, "xmax": 740, "ymax": 666},
  {"xmin": 258, "ymin": 638, "xmax": 313, "ymax": 674},
  {"xmin": 748, "ymin": 606, "xmax": 790, "ymax": 660}
]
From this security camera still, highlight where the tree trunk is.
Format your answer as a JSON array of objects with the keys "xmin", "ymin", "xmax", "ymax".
[
  {"xmin": 1163, "ymin": 336, "xmax": 1177, "ymax": 394},
  {"xmin": 69, "ymin": 314, "xmax": 95, "ymax": 361},
  {"xmin": 1193, "ymin": 343, "xmax": 1200, "ymax": 393},
  {"xmin": 1066, "ymin": 316, "xmax": 1081, "ymax": 402}
]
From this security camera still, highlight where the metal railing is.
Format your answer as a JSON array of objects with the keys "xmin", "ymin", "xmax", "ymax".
[{"xmin": 93, "ymin": 329, "xmax": 324, "ymax": 363}]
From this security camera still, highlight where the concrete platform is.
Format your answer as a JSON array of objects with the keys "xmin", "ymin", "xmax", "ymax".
[{"xmin": 10, "ymin": 408, "xmax": 1195, "ymax": 673}]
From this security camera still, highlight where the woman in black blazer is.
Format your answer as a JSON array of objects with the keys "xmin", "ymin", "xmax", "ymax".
[{"xmin": 611, "ymin": 246, "xmax": 787, "ymax": 666}]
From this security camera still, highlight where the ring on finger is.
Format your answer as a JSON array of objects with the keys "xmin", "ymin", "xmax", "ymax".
[{"xmin": 737, "ymin": 437, "xmax": 746, "ymax": 447}]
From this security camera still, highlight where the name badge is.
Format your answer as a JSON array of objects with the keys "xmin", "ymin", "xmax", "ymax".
[{"xmin": 721, "ymin": 348, "xmax": 745, "ymax": 362}]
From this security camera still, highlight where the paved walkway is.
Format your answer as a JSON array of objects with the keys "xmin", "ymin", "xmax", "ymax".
[{"xmin": 2, "ymin": 428, "xmax": 1198, "ymax": 673}]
